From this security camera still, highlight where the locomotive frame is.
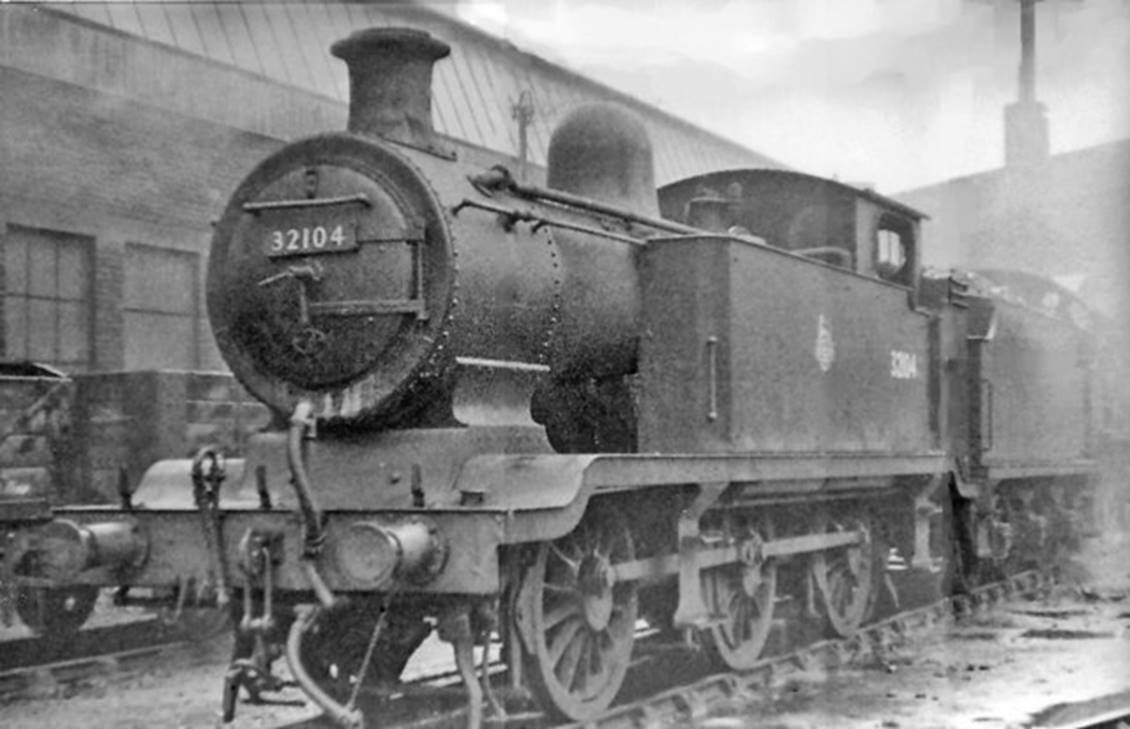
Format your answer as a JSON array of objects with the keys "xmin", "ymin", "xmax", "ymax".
[{"xmin": 0, "ymin": 26, "xmax": 1098, "ymax": 728}]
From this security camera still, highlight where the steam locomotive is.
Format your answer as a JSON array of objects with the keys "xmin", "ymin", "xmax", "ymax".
[{"xmin": 1, "ymin": 27, "xmax": 1097, "ymax": 727}]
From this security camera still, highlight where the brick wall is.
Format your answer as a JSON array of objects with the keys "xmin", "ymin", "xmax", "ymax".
[
  {"xmin": 71, "ymin": 370, "xmax": 271, "ymax": 501},
  {"xmin": 0, "ymin": 64, "xmax": 283, "ymax": 372}
]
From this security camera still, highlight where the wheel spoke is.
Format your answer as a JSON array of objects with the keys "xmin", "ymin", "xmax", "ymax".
[
  {"xmin": 543, "ymin": 581, "xmax": 577, "ymax": 596},
  {"xmin": 544, "ymin": 601, "xmax": 581, "ymax": 630},
  {"xmin": 586, "ymin": 633, "xmax": 609, "ymax": 688},
  {"xmin": 733, "ymin": 600, "xmax": 750, "ymax": 642},
  {"xmin": 549, "ymin": 613, "xmax": 584, "ymax": 666},
  {"xmin": 557, "ymin": 629, "xmax": 588, "ymax": 690},
  {"xmin": 830, "ymin": 568, "xmax": 849, "ymax": 609},
  {"xmin": 549, "ymin": 542, "xmax": 581, "ymax": 574},
  {"xmin": 580, "ymin": 634, "xmax": 601, "ymax": 692},
  {"xmin": 597, "ymin": 528, "xmax": 617, "ymax": 561}
]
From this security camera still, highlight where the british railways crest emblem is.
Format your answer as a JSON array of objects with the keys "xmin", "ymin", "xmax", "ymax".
[{"xmin": 815, "ymin": 314, "xmax": 835, "ymax": 372}]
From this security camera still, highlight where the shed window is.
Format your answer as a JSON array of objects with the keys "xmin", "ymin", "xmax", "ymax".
[
  {"xmin": 3, "ymin": 225, "xmax": 93, "ymax": 371},
  {"xmin": 124, "ymin": 244, "xmax": 199, "ymax": 370}
]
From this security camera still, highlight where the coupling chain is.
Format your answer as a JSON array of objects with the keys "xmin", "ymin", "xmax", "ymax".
[
  {"xmin": 222, "ymin": 528, "xmax": 295, "ymax": 722},
  {"xmin": 191, "ymin": 446, "xmax": 231, "ymax": 609}
]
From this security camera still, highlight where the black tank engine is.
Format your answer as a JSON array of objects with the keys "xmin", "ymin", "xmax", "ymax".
[{"xmin": 2, "ymin": 27, "xmax": 1098, "ymax": 728}]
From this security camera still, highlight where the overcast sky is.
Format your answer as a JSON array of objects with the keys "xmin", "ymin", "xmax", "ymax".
[{"xmin": 451, "ymin": 0, "xmax": 1129, "ymax": 193}]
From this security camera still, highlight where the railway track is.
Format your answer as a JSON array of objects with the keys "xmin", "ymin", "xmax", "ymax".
[
  {"xmin": 2, "ymin": 567, "xmax": 1121, "ymax": 729},
  {"xmin": 0, "ymin": 616, "xmax": 198, "ymax": 702},
  {"xmin": 282, "ymin": 570, "xmax": 1057, "ymax": 729}
]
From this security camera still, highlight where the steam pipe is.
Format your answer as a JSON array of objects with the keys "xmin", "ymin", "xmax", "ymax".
[
  {"xmin": 288, "ymin": 401, "xmax": 325, "ymax": 560},
  {"xmin": 515, "ymin": 179, "xmax": 697, "ymax": 235},
  {"xmin": 303, "ymin": 561, "xmax": 336, "ymax": 610},
  {"xmin": 470, "ymin": 166, "xmax": 699, "ymax": 236},
  {"xmin": 287, "ymin": 401, "xmax": 337, "ymax": 610},
  {"xmin": 286, "ymin": 605, "xmax": 363, "ymax": 729}
]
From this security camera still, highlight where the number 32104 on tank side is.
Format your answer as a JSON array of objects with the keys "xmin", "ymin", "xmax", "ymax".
[{"xmin": 1, "ymin": 27, "xmax": 1098, "ymax": 728}]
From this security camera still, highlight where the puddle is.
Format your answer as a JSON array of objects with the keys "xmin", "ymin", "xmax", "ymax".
[
  {"xmin": 1028, "ymin": 688, "xmax": 1130, "ymax": 727},
  {"xmin": 966, "ymin": 615, "xmax": 1019, "ymax": 629},
  {"xmin": 699, "ymin": 718, "xmax": 748, "ymax": 729},
  {"xmin": 1011, "ymin": 608, "xmax": 1089, "ymax": 619},
  {"xmin": 1079, "ymin": 589, "xmax": 1127, "ymax": 603},
  {"xmin": 949, "ymin": 631, "xmax": 1000, "ymax": 641},
  {"xmin": 1019, "ymin": 628, "xmax": 1113, "ymax": 640}
]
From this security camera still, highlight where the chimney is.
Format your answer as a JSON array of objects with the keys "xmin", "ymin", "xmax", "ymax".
[
  {"xmin": 1004, "ymin": 0, "xmax": 1049, "ymax": 169},
  {"xmin": 330, "ymin": 28, "xmax": 450, "ymax": 149}
]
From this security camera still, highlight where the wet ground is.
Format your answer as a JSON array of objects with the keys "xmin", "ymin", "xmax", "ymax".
[
  {"xmin": 0, "ymin": 532, "xmax": 1126, "ymax": 729},
  {"xmin": 706, "ymin": 531, "xmax": 1130, "ymax": 729}
]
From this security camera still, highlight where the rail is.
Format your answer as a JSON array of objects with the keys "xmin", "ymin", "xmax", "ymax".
[
  {"xmin": 282, "ymin": 571, "xmax": 1053, "ymax": 729},
  {"xmin": 0, "ymin": 617, "xmax": 190, "ymax": 701}
]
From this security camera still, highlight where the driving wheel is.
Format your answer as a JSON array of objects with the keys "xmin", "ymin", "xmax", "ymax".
[
  {"xmin": 701, "ymin": 517, "xmax": 777, "ymax": 669},
  {"xmin": 810, "ymin": 510, "xmax": 877, "ymax": 637},
  {"xmin": 517, "ymin": 505, "xmax": 638, "ymax": 722}
]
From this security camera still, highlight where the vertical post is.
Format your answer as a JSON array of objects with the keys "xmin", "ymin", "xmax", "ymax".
[
  {"xmin": 511, "ymin": 90, "xmax": 535, "ymax": 181},
  {"xmin": 1003, "ymin": 0, "xmax": 1049, "ymax": 169},
  {"xmin": 1018, "ymin": 0, "xmax": 1037, "ymax": 103}
]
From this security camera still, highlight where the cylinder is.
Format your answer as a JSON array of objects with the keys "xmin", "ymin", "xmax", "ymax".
[{"xmin": 34, "ymin": 519, "xmax": 147, "ymax": 581}]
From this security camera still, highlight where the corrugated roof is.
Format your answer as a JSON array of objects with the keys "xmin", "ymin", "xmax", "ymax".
[{"xmin": 48, "ymin": 0, "xmax": 782, "ymax": 183}]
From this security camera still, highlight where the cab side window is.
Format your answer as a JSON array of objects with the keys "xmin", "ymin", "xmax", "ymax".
[
  {"xmin": 875, "ymin": 214, "xmax": 914, "ymax": 286},
  {"xmin": 877, "ymin": 228, "xmax": 905, "ymax": 272}
]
